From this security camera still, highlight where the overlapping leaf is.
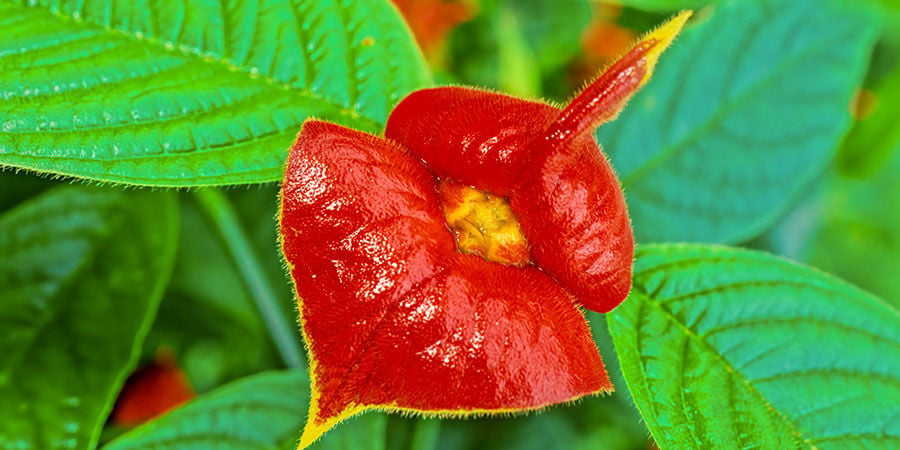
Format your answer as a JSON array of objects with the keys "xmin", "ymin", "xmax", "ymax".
[
  {"xmin": 0, "ymin": 185, "xmax": 178, "ymax": 449},
  {"xmin": 598, "ymin": 0, "xmax": 880, "ymax": 243},
  {"xmin": 0, "ymin": 0, "xmax": 430, "ymax": 186},
  {"xmin": 105, "ymin": 370, "xmax": 387, "ymax": 450},
  {"xmin": 609, "ymin": 244, "xmax": 900, "ymax": 449},
  {"xmin": 143, "ymin": 192, "xmax": 284, "ymax": 392}
]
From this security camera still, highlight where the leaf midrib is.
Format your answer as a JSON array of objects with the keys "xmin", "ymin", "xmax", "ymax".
[
  {"xmin": 635, "ymin": 288, "xmax": 816, "ymax": 449},
  {"xmin": 8, "ymin": 1, "xmax": 383, "ymax": 130}
]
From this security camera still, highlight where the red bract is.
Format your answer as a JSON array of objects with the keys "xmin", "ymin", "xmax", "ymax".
[{"xmin": 279, "ymin": 12, "xmax": 691, "ymax": 448}]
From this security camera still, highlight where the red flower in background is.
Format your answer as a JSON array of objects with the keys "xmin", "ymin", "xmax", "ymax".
[
  {"xmin": 280, "ymin": 12, "xmax": 691, "ymax": 448},
  {"xmin": 391, "ymin": 0, "xmax": 476, "ymax": 56},
  {"xmin": 111, "ymin": 350, "xmax": 195, "ymax": 427}
]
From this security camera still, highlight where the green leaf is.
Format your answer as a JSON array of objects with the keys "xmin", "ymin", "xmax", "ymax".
[
  {"xmin": 0, "ymin": 0, "xmax": 430, "ymax": 187},
  {"xmin": 837, "ymin": 58, "xmax": 900, "ymax": 176},
  {"xmin": 760, "ymin": 144, "xmax": 900, "ymax": 310},
  {"xmin": 0, "ymin": 170, "xmax": 54, "ymax": 212},
  {"xmin": 105, "ymin": 370, "xmax": 387, "ymax": 450},
  {"xmin": 598, "ymin": 0, "xmax": 880, "ymax": 243},
  {"xmin": 0, "ymin": 185, "xmax": 178, "ymax": 449},
  {"xmin": 618, "ymin": 0, "xmax": 720, "ymax": 11},
  {"xmin": 608, "ymin": 243, "xmax": 900, "ymax": 449},
  {"xmin": 447, "ymin": 0, "xmax": 590, "ymax": 98},
  {"xmin": 143, "ymin": 192, "xmax": 282, "ymax": 392}
]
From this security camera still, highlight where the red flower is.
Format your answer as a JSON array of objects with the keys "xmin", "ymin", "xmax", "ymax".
[
  {"xmin": 390, "ymin": 0, "xmax": 475, "ymax": 57},
  {"xmin": 111, "ymin": 350, "xmax": 195, "ymax": 427},
  {"xmin": 279, "ymin": 12, "xmax": 691, "ymax": 447}
]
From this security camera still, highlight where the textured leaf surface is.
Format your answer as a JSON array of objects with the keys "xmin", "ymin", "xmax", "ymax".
[
  {"xmin": 609, "ymin": 244, "xmax": 900, "ymax": 449},
  {"xmin": 105, "ymin": 370, "xmax": 387, "ymax": 450},
  {"xmin": 0, "ymin": 186, "xmax": 178, "ymax": 449},
  {"xmin": 0, "ymin": 0, "xmax": 429, "ymax": 186},
  {"xmin": 598, "ymin": 0, "xmax": 879, "ymax": 243}
]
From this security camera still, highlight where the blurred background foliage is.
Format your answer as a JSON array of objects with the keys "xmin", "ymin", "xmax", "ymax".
[{"xmin": 0, "ymin": 0, "xmax": 897, "ymax": 448}]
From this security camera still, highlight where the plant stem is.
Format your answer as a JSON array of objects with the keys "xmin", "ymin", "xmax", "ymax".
[
  {"xmin": 194, "ymin": 188, "xmax": 305, "ymax": 369},
  {"xmin": 409, "ymin": 419, "xmax": 441, "ymax": 450}
]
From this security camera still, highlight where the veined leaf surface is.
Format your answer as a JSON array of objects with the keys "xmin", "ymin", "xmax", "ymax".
[
  {"xmin": 609, "ymin": 244, "xmax": 900, "ymax": 449},
  {"xmin": 0, "ymin": 186, "xmax": 178, "ymax": 449},
  {"xmin": 598, "ymin": 0, "xmax": 880, "ymax": 243},
  {"xmin": 0, "ymin": 0, "xmax": 430, "ymax": 186}
]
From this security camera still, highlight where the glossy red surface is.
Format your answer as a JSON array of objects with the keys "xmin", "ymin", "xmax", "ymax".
[
  {"xmin": 281, "ymin": 122, "xmax": 609, "ymax": 429},
  {"xmin": 386, "ymin": 81, "xmax": 636, "ymax": 312},
  {"xmin": 385, "ymin": 87, "xmax": 558, "ymax": 196}
]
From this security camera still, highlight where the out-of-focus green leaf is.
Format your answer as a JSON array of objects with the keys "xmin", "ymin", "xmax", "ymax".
[
  {"xmin": 0, "ymin": 0, "xmax": 429, "ymax": 187},
  {"xmin": 599, "ymin": 0, "xmax": 879, "ymax": 243},
  {"xmin": 431, "ymin": 395, "xmax": 648, "ymax": 450},
  {"xmin": 618, "ymin": 0, "xmax": 719, "ymax": 12},
  {"xmin": 0, "ymin": 186, "xmax": 178, "ymax": 449},
  {"xmin": 143, "ymin": 193, "xmax": 282, "ymax": 392},
  {"xmin": 761, "ymin": 144, "xmax": 900, "ymax": 309},
  {"xmin": 838, "ymin": 61, "xmax": 900, "ymax": 175},
  {"xmin": 495, "ymin": 5, "xmax": 541, "ymax": 96},
  {"xmin": 105, "ymin": 370, "xmax": 386, "ymax": 450},
  {"xmin": 807, "ymin": 165, "xmax": 900, "ymax": 309},
  {"xmin": 447, "ymin": 0, "xmax": 590, "ymax": 98},
  {"xmin": 311, "ymin": 411, "xmax": 386, "ymax": 450},
  {"xmin": 0, "ymin": 170, "xmax": 54, "ymax": 212},
  {"xmin": 609, "ymin": 244, "xmax": 900, "ymax": 449}
]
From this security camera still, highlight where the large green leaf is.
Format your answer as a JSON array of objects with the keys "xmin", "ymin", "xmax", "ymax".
[
  {"xmin": 598, "ymin": 0, "xmax": 879, "ymax": 243},
  {"xmin": 0, "ymin": 0, "xmax": 430, "ymax": 187},
  {"xmin": 105, "ymin": 370, "xmax": 387, "ymax": 450},
  {"xmin": 0, "ymin": 186, "xmax": 178, "ymax": 449},
  {"xmin": 608, "ymin": 244, "xmax": 900, "ymax": 449}
]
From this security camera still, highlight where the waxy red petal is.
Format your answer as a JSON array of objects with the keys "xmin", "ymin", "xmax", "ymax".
[
  {"xmin": 280, "ymin": 121, "xmax": 610, "ymax": 447},
  {"xmin": 385, "ymin": 87, "xmax": 559, "ymax": 196},
  {"xmin": 511, "ymin": 137, "xmax": 634, "ymax": 313},
  {"xmin": 386, "ymin": 87, "xmax": 634, "ymax": 313}
]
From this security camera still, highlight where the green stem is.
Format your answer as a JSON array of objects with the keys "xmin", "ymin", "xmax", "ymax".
[
  {"xmin": 194, "ymin": 188, "xmax": 304, "ymax": 369},
  {"xmin": 409, "ymin": 419, "xmax": 440, "ymax": 450}
]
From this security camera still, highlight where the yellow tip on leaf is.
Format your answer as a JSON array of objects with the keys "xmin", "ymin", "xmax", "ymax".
[{"xmin": 639, "ymin": 10, "xmax": 692, "ymax": 86}]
